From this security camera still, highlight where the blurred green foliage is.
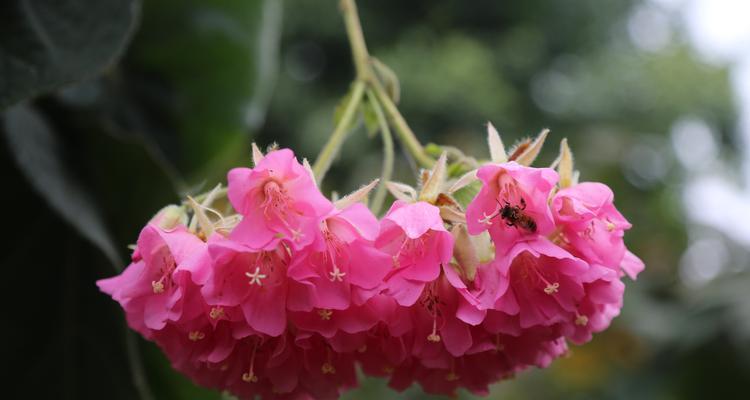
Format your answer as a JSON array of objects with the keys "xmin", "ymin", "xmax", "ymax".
[{"xmin": 1, "ymin": 0, "xmax": 748, "ymax": 399}]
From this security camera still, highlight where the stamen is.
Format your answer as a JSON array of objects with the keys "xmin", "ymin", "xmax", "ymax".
[
  {"xmin": 575, "ymin": 313, "xmax": 589, "ymax": 326},
  {"xmin": 494, "ymin": 335, "xmax": 505, "ymax": 353},
  {"xmin": 209, "ymin": 307, "xmax": 225, "ymax": 320},
  {"xmin": 427, "ymin": 317, "xmax": 441, "ymax": 343},
  {"xmin": 188, "ymin": 331, "xmax": 205, "ymax": 341},
  {"xmin": 245, "ymin": 266, "xmax": 267, "ymax": 286},
  {"xmin": 544, "ymin": 282, "xmax": 560, "ymax": 294},
  {"xmin": 357, "ymin": 345, "xmax": 367, "ymax": 353},
  {"xmin": 321, "ymin": 362, "xmax": 336, "ymax": 374},
  {"xmin": 606, "ymin": 219, "xmax": 616, "ymax": 232},
  {"xmin": 290, "ymin": 228, "xmax": 304, "ymax": 242},
  {"xmin": 241, "ymin": 372, "xmax": 258, "ymax": 383},
  {"xmin": 479, "ymin": 211, "xmax": 496, "ymax": 226},
  {"xmin": 151, "ymin": 280, "xmax": 165, "ymax": 294},
  {"xmin": 318, "ymin": 309, "xmax": 333, "ymax": 321},
  {"xmin": 383, "ymin": 366, "xmax": 394, "ymax": 374},
  {"xmin": 328, "ymin": 265, "xmax": 346, "ymax": 282},
  {"xmin": 242, "ymin": 341, "xmax": 259, "ymax": 383},
  {"xmin": 445, "ymin": 372, "xmax": 459, "ymax": 381}
]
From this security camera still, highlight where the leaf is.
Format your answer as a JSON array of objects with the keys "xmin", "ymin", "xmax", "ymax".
[
  {"xmin": 448, "ymin": 169, "xmax": 478, "ymax": 194},
  {"xmin": 452, "ymin": 180, "xmax": 482, "ymax": 210},
  {"xmin": 0, "ymin": 0, "xmax": 142, "ymax": 110},
  {"xmin": 2, "ymin": 104, "xmax": 121, "ymax": 268},
  {"xmin": 371, "ymin": 57, "xmax": 401, "ymax": 103},
  {"xmin": 130, "ymin": 0, "xmax": 282, "ymax": 178}
]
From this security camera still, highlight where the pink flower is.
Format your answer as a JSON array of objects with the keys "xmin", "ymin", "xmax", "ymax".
[
  {"xmin": 202, "ymin": 236, "xmax": 290, "ymax": 337},
  {"xmin": 481, "ymin": 311, "xmax": 569, "ymax": 368},
  {"xmin": 227, "ymin": 148, "xmax": 333, "ymax": 250},
  {"xmin": 491, "ymin": 237, "xmax": 589, "ymax": 330},
  {"xmin": 552, "ymin": 182, "xmax": 644, "ymax": 279},
  {"xmin": 564, "ymin": 267, "xmax": 625, "ymax": 344},
  {"xmin": 466, "ymin": 162, "xmax": 558, "ymax": 254},
  {"xmin": 292, "ymin": 334, "xmax": 359, "ymax": 399},
  {"xmin": 97, "ymin": 224, "xmax": 206, "ymax": 335},
  {"xmin": 286, "ymin": 202, "xmax": 390, "ymax": 311},
  {"xmin": 289, "ymin": 296, "xmax": 389, "ymax": 339},
  {"xmin": 376, "ymin": 201, "xmax": 454, "ymax": 306}
]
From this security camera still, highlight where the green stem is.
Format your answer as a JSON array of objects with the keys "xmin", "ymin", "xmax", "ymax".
[
  {"xmin": 370, "ymin": 80, "xmax": 434, "ymax": 168},
  {"xmin": 339, "ymin": 0, "xmax": 370, "ymax": 78},
  {"xmin": 366, "ymin": 89, "xmax": 393, "ymax": 214},
  {"xmin": 311, "ymin": 0, "xmax": 435, "ymax": 184},
  {"xmin": 312, "ymin": 80, "xmax": 366, "ymax": 182},
  {"xmin": 339, "ymin": 0, "xmax": 434, "ymax": 169}
]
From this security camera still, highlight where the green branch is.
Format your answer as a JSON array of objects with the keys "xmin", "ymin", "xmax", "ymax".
[{"xmin": 311, "ymin": 79, "xmax": 366, "ymax": 182}]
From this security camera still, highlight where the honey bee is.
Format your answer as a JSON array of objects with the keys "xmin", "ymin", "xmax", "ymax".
[{"xmin": 498, "ymin": 198, "xmax": 537, "ymax": 233}]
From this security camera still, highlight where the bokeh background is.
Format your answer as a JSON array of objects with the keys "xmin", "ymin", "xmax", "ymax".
[{"xmin": 2, "ymin": 0, "xmax": 749, "ymax": 398}]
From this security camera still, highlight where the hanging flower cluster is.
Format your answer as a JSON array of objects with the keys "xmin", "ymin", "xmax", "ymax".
[{"xmin": 98, "ymin": 125, "xmax": 643, "ymax": 399}]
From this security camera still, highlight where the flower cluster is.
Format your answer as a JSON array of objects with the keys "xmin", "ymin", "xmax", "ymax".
[{"xmin": 98, "ymin": 128, "xmax": 643, "ymax": 399}]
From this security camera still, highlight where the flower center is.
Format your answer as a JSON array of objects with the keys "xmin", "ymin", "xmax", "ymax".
[
  {"xmin": 209, "ymin": 307, "xmax": 225, "ymax": 320},
  {"xmin": 515, "ymin": 253, "xmax": 560, "ymax": 296},
  {"xmin": 261, "ymin": 180, "xmax": 304, "ymax": 242},
  {"xmin": 151, "ymin": 254, "xmax": 176, "ymax": 294},
  {"xmin": 392, "ymin": 235, "xmax": 428, "ymax": 269},
  {"xmin": 318, "ymin": 309, "xmax": 333, "ymax": 320},
  {"xmin": 420, "ymin": 285, "xmax": 443, "ymax": 343},
  {"xmin": 321, "ymin": 225, "xmax": 348, "ymax": 282}
]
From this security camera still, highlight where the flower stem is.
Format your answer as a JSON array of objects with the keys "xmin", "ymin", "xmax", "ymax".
[
  {"xmin": 370, "ymin": 80, "xmax": 434, "ymax": 168},
  {"xmin": 340, "ymin": 0, "xmax": 370, "ymax": 79},
  {"xmin": 366, "ymin": 89, "xmax": 394, "ymax": 214},
  {"xmin": 339, "ymin": 0, "xmax": 435, "ymax": 168},
  {"xmin": 311, "ymin": 79, "xmax": 366, "ymax": 182}
]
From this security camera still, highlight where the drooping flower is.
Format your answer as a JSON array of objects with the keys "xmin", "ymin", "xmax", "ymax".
[
  {"xmin": 202, "ymin": 236, "xmax": 290, "ymax": 337},
  {"xmin": 97, "ymin": 223, "xmax": 207, "ymax": 336},
  {"xmin": 466, "ymin": 162, "xmax": 558, "ymax": 254},
  {"xmin": 490, "ymin": 237, "xmax": 589, "ymax": 331},
  {"xmin": 551, "ymin": 182, "xmax": 644, "ymax": 278},
  {"xmin": 376, "ymin": 200, "xmax": 454, "ymax": 306},
  {"xmin": 286, "ymin": 202, "xmax": 390, "ymax": 311},
  {"xmin": 228, "ymin": 148, "xmax": 334, "ymax": 251}
]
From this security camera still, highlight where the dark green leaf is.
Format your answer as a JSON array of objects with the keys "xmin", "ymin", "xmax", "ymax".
[
  {"xmin": 2, "ymin": 104, "xmax": 122, "ymax": 267},
  {"xmin": 0, "ymin": 0, "xmax": 141, "ymax": 109},
  {"xmin": 130, "ymin": 0, "xmax": 282, "ymax": 178}
]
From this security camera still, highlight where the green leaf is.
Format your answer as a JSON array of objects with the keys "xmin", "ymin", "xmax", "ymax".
[
  {"xmin": 424, "ymin": 142, "xmax": 444, "ymax": 158},
  {"xmin": 0, "ymin": 0, "xmax": 141, "ymax": 110},
  {"xmin": 452, "ymin": 180, "xmax": 482, "ymax": 209},
  {"xmin": 2, "ymin": 104, "xmax": 122, "ymax": 268},
  {"xmin": 130, "ymin": 0, "xmax": 282, "ymax": 177}
]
